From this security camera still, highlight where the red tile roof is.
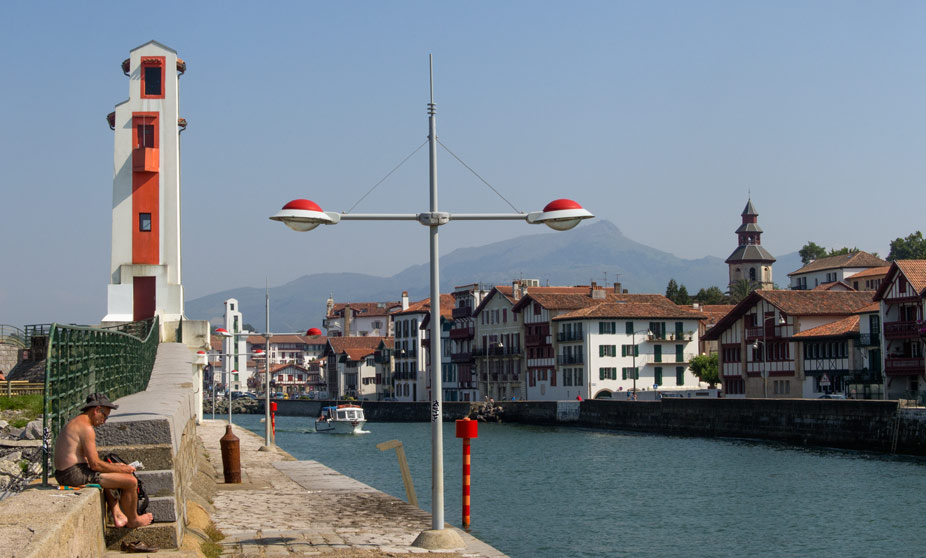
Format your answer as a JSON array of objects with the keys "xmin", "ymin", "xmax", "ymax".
[
  {"xmin": 703, "ymin": 290, "xmax": 874, "ymax": 340},
  {"xmin": 849, "ymin": 266, "xmax": 890, "ymax": 279},
  {"xmin": 895, "ymin": 260, "xmax": 926, "ymax": 294},
  {"xmin": 856, "ymin": 302, "xmax": 880, "ymax": 313},
  {"xmin": 247, "ymin": 334, "xmax": 329, "ymax": 345},
  {"xmin": 327, "ymin": 336, "xmax": 393, "ymax": 360},
  {"xmin": 787, "ymin": 251, "xmax": 888, "ymax": 276},
  {"xmin": 553, "ymin": 301, "xmax": 705, "ymax": 320},
  {"xmin": 694, "ymin": 304, "xmax": 736, "ymax": 326},
  {"xmin": 792, "ymin": 315, "xmax": 860, "ymax": 338},
  {"xmin": 393, "ymin": 294, "xmax": 456, "ymax": 318},
  {"xmin": 811, "ymin": 281, "xmax": 854, "ymax": 291},
  {"xmin": 327, "ymin": 301, "xmax": 402, "ymax": 319}
]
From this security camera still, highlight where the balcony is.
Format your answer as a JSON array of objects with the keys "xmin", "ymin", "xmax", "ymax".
[
  {"xmin": 525, "ymin": 334, "xmax": 550, "ymax": 346},
  {"xmin": 745, "ymin": 326, "xmax": 787, "ymax": 342},
  {"xmin": 133, "ymin": 146, "xmax": 159, "ymax": 172},
  {"xmin": 557, "ymin": 354, "xmax": 584, "ymax": 365},
  {"xmin": 884, "ymin": 321, "xmax": 919, "ymax": 340},
  {"xmin": 451, "ymin": 351, "xmax": 473, "ymax": 364},
  {"xmin": 449, "ymin": 325, "xmax": 475, "ymax": 339},
  {"xmin": 556, "ymin": 331, "xmax": 584, "ymax": 342},
  {"xmin": 884, "ymin": 357, "xmax": 924, "ymax": 376},
  {"xmin": 858, "ymin": 333, "xmax": 881, "ymax": 347},
  {"xmin": 452, "ymin": 306, "xmax": 472, "ymax": 319}
]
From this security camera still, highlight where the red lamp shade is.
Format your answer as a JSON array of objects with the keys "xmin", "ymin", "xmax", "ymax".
[
  {"xmin": 306, "ymin": 327, "xmax": 323, "ymax": 336},
  {"xmin": 543, "ymin": 199, "xmax": 584, "ymax": 212},
  {"xmin": 270, "ymin": 199, "xmax": 335, "ymax": 231}
]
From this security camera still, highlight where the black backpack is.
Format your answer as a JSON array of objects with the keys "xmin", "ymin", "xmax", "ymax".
[{"xmin": 104, "ymin": 453, "xmax": 150, "ymax": 515}]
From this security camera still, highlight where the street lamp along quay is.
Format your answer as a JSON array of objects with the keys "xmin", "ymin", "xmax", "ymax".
[{"xmin": 269, "ymin": 57, "xmax": 593, "ymax": 548}]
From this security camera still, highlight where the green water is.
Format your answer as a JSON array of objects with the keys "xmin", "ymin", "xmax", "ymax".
[{"xmin": 234, "ymin": 414, "xmax": 926, "ymax": 558}]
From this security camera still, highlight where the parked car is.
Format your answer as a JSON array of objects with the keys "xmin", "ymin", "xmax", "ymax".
[{"xmin": 272, "ymin": 392, "xmax": 286, "ymax": 399}]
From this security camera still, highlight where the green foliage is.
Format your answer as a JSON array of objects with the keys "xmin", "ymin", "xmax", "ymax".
[
  {"xmin": 694, "ymin": 286, "xmax": 727, "ymax": 305},
  {"xmin": 887, "ymin": 231, "xmax": 926, "ymax": 261},
  {"xmin": 676, "ymin": 285, "xmax": 690, "ymax": 305},
  {"xmin": 18, "ymin": 460, "xmax": 29, "ymax": 474},
  {"xmin": 665, "ymin": 279, "xmax": 679, "ymax": 302},
  {"xmin": 689, "ymin": 353, "xmax": 720, "ymax": 388},
  {"xmin": 0, "ymin": 394, "xmax": 43, "ymax": 418},
  {"xmin": 726, "ymin": 279, "xmax": 758, "ymax": 303},
  {"xmin": 10, "ymin": 418, "xmax": 29, "ymax": 428},
  {"xmin": 799, "ymin": 241, "xmax": 827, "ymax": 264}
]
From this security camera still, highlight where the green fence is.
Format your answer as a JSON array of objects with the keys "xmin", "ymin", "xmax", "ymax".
[{"xmin": 42, "ymin": 317, "xmax": 159, "ymax": 484}]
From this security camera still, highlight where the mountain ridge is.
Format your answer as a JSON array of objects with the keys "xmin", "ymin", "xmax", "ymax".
[{"xmin": 185, "ymin": 220, "xmax": 801, "ymax": 329}]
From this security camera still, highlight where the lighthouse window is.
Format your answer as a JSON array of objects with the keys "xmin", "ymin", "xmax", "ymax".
[
  {"xmin": 144, "ymin": 66, "xmax": 162, "ymax": 96},
  {"xmin": 139, "ymin": 213, "xmax": 151, "ymax": 232}
]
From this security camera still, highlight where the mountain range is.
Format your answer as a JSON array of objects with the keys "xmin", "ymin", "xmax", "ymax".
[{"xmin": 184, "ymin": 220, "xmax": 801, "ymax": 330}]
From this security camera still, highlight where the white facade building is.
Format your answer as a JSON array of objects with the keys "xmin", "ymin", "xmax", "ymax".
[
  {"xmin": 788, "ymin": 251, "xmax": 888, "ymax": 291},
  {"xmin": 473, "ymin": 285, "xmax": 524, "ymax": 400},
  {"xmin": 552, "ymin": 303, "xmax": 705, "ymax": 400},
  {"xmin": 103, "ymin": 41, "xmax": 186, "ymax": 326}
]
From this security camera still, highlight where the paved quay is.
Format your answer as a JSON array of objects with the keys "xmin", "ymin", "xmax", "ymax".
[{"xmin": 198, "ymin": 420, "xmax": 507, "ymax": 558}]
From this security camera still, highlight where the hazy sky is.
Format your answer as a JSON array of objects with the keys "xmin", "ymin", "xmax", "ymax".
[{"xmin": 2, "ymin": 1, "xmax": 924, "ymax": 327}]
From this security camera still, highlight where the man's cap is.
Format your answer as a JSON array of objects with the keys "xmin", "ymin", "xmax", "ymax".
[{"xmin": 80, "ymin": 393, "xmax": 119, "ymax": 412}]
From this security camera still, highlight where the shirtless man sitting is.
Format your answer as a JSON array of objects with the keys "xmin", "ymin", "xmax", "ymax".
[{"xmin": 53, "ymin": 393, "xmax": 153, "ymax": 528}]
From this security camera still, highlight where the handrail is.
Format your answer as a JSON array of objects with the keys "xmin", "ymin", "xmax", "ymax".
[{"xmin": 42, "ymin": 317, "xmax": 159, "ymax": 485}]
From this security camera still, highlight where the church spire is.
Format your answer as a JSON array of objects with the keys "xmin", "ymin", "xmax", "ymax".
[{"xmin": 725, "ymin": 198, "xmax": 775, "ymax": 289}]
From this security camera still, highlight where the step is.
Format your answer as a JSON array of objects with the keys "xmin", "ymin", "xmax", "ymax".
[
  {"xmin": 97, "ymin": 444, "xmax": 174, "ymax": 470},
  {"xmin": 105, "ymin": 521, "xmax": 181, "ymax": 550},
  {"xmin": 136, "ymin": 469, "xmax": 175, "ymax": 498}
]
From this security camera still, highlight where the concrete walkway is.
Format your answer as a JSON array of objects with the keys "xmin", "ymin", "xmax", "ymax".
[{"xmin": 198, "ymin": 420, "xmax": 507, "ymax": 558}]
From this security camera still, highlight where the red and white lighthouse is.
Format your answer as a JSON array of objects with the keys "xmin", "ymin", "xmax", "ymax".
[{"xmin": 103, "ymin": 41, "xmax": 186, "ymax": 325}]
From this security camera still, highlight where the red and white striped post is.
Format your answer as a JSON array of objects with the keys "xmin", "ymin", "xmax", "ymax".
[{"xmin": 455, "ymin": 417, "xmax": 479, "ymax": 529}]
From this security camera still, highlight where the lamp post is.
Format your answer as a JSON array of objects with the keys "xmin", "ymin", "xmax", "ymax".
[
  {"xmin": 484, "ymin": 341, "xmax": 503, "ymax": 401},
  {"xmin": 208, "ymin": 346, "xmax": 265, "ymax": 424},
  {"xmin": 217, "ymin": 326, "xmax": 320, "ymax": 446},
  {"xmin": 630, "ymin": 328, "xmax": 652, "ymax": 399},
  {"xmin": 269, "ymin": 57, "xmax": 593, "ymax": 545}
]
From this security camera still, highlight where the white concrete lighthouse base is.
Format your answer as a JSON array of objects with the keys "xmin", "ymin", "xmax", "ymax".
[{"xmin": 412, "ymin": 528, "xmax": 465, "ymax": 550}]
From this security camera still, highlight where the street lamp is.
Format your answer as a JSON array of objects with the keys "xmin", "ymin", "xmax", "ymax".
[
  {"xmin": 269, "ymin": 58, "xmax": 593, "ymax": 546},
  {"xmin": 207, "ymin": 347, "xmax": 265, "ymax": 424},
  {"xmin": 483, "ymin": 341, "xmax": 503, "ymax": 401},
  {"xmin": 752, "ymin": 315, "xmax": 786, "ymax": 398},
  {"xmin": 630, "ymin": 328, "xmax": 652, "ymax": 399},
  {"xmin": 217, "ymin": 326, "xmax": 319, "ymax": 447}
]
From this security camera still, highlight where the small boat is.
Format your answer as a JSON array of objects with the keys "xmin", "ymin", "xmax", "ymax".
[{"xmin": 315, "ymin": 404, "xmax": 366, "ymax": 434}]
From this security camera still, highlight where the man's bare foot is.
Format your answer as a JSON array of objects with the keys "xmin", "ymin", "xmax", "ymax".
[
  {"xmin": 125, "ymin": 512, "xmax": 154, "ymax": 528},
  {"xmin": 112, "ymin": 503, "xmax": 128, "ymax": 528}
]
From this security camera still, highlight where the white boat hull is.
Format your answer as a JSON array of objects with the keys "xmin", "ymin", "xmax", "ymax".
[{"xmin": 315, "ymin": 418, "xmax": 366, "ymax": 434}]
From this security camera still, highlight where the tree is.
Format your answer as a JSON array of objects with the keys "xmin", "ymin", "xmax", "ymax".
[
  {"xmin": 689, "ymin": 353, "xmax": 719, "ymax": 388},
  {"xmin": 799, "ymin": 241, "xmax": 827, "ymax": 264},
  {"xmin": 665, "ymin": 279, "xmax": 679, "ymax": 303},
  {"xmin": 694, "ymin": 286, "xmax": 726, "ymax": 305},
  {"xmin": 726, "ymin": 279, "xmax": 758, "ymax": 304},
  {"xmin": 887, "ymin": 231, "xmax": 926, "ymax": 261},
  {"xmin": 676, "ymin": 285, "xmax": 690, "ymax": 305}
]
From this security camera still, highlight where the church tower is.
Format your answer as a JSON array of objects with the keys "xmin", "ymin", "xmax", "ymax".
[
  {"xmin": 102, "ymin": 41, "xmax": 186, "ymax": 324},
  {"xmin": 725, "ymin": 199, "xmax": 775, "ymax": 289}
]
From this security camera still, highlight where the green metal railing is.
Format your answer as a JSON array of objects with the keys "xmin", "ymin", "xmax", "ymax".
[{"xmin": 41, "ymin": 317, "xmax": 159, "ymax": 484}]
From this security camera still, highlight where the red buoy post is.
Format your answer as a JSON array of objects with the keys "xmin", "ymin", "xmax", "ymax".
[
  {"xmin": 455, "ymin": 417, "xmax": 479, "ymax": 528},
  {"xmin": 270, "ymin": 401, "xmax": 278, "ymax": 439}
]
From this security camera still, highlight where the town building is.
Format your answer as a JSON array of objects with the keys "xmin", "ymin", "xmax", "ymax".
[
  {"xmin": 472, "ymin": 283, "xmax": 531, "ymax": 400},
  {"xmin": 266, "ymin": 363, "xmax": 312, "ymax": 397},
  {"xmin": 421, "ymin": 296, "xmax": 459, "ymax": 402},
  {"xmin": 788, "ymin": 251, "xmax": 888, "ymax": 291},
  {"xmin": 447, "ymin": 285, "xmax": 486, "ymax": 402},
  {"xmin": 725, "ymin": 199, "xmax": 775, "ymax": 290},
  {"xmin": 103, "ymin": 41, "xmax": 187, "ymax": 326},
  {"xmin": 703, "ymin": 290, "xmax": 874, "ymax": 398},
  {"xmin": 323, "ymin": 336, "xmax": 393, "ymax": 400},
  {"xmin": 846, "ymin": 265, "xmax": 890, "ymax": 292},
  {"xmin": 391, "ymin": 292, "xmax": 431, "ymax": 402},
  {"xmin": 692, "ymin": 303, "xmax": 735, "ymax": 356},
  {"xmin": 323, "ymin": 297, "xmax": 401, "ymax": 337},
  {"xmin": 873, "ymin": 260, "xmax": 926, "ymax": 401},
  {"xmin": 551, "ymin": 301, "xmax": 705, "ymax": 400},
  {"xmin": 246, "ymin": 333, "xmax": 328, "ymax": 368}
]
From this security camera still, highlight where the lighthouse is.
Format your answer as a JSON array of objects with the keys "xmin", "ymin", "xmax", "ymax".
[{"xmin": 103, "ymin": 41, "xmax": 186, "ymax": 326}]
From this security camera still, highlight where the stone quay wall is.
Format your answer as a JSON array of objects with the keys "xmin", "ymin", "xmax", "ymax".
[
  {"xmin": 0, "ymin": 343, "xmax": 203, "ymax": 557},
  {"xmin": 265, "ymin": 399, "xmax": 926, "ymax": 456}
]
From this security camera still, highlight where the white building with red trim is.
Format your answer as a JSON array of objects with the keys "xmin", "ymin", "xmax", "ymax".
[{"xmin": 103, "ymin": 41, "xmax": 187, "ymax": 327}]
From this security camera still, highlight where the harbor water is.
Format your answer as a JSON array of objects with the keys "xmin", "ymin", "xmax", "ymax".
[{"xmin": 233, "ymin": 414, "xmax": 926, "ymax": 558}]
